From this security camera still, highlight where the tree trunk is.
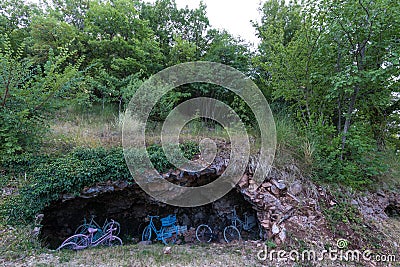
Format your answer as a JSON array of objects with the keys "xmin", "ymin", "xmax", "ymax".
[
  {"xmin": 340, "ymin": 85, "xmax": 359, "ymax": 159},
  {"xmin": 340, "ymin": 40, "xmax": 366, "ymax": 159}
]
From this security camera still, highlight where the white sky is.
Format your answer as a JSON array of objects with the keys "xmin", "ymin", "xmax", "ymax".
[
  {"xmin": 29, "ymin": 0, "xmax": 264, "ymax": 46},
  {"xmin": 172, "ymin": 0, "xmax": 263, "ymax": 46}
]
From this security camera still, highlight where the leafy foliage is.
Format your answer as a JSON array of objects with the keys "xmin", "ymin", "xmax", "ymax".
[
  {"xmin": 1, "ymin": 142, "xmax": 199, "ymax": 223},
  {"xmin": 0, "ymin": 0, "xmax": 398, "ymax": 228},
  {"xmin": 255, "ymin": 0, "xmax": 399, "ymax": 187},
  {"xmin": 0, "ymin": 34, "xmax": 82, "ymax": 157}
]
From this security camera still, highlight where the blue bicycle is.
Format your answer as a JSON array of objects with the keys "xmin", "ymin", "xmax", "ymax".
[{"xmin": 142, "ymin": 215, "xmax": 178, "ymax": 245}]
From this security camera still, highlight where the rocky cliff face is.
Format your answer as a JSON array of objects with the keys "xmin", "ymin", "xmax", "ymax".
[
  {"xmin": 40, "ymin": 147, "xmax": 400, "ymax": 251},
  {"xmin": 238, "ymin": 164, "xmax": 400, "ymax": 248}
]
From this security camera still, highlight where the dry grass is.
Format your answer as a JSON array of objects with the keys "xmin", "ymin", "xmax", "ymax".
[
  {"xmin": 46, "ymin": 104, "xmax": 259, "ymax": 154},
  {"xmin": 46, "ymin": 104, "xmax": 122, "ymax": 150},
  {"xmin": 378, "ymin": 217, "xmax": 400, "ymax": 255}
]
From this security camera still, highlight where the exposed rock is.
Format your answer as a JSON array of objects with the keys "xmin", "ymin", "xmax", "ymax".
[
  {"xmin": 273, "ymin": 179, "xmax": 286, "ymax": 191},
  {"xmin": 38, "ymin": 141, "xmax": 400, "ymax": 249},
  {"xmin": 377, "ymin": 190, "xmax": 386, "ymax": 197},
  {"xmin": 271, "ymin": 223, "xmax": 280, "ymax": 235},
  {"xmin": 180, "ymin": 213, "xmax": 191, "ymax": 227},
  {"xmin": 289, "ymin": 181, "xmax": 302, "ymax": 196},
  {"xmin": 163, "ymin": 246, "xmax": 172, "ymax": 254},
  {"xmin": 238, "ymin": 174, "xmax": 249, "ymax": 188},
  {"xmin": 32, "ymin": 226, "xmax": 41, "ymax": 237},
  {"xmin": 278, "ymin": 226, "xmax": 286, "ymax": 242},
  {"xmin": 270, "ymin": 185, "xmax": 280, "ymax": 196}
]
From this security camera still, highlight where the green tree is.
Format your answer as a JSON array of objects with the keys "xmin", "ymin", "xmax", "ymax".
[
  {"xmin": 140, "ymin": 0, "xmax": 209, "ymax": 66},
  {"xmin": 0, "ymin": 35, "xmax": 82, "ymax": 156},
  {"xmin": 255, "ymin": 0, "xmax": 399, "ymax": 185},
  {"xmin": 84, "ymin": 0, "xmax": 162, "ymax": 77},
  {"xmin": 256, "ymin": 0, "xmax": 399, "ymax": 150},
  {"xmin": 46, "ymin": 0, "xmax": 90, "ymax": 30}
]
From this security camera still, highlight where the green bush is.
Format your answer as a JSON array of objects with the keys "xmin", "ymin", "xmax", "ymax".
[
  {"xmin": 310, "ymin": 121, "xmax": 388, "ymax": 189},
  {"xmin": 1, "ymin": 143, "xmax": 199, "ymax": 224}
]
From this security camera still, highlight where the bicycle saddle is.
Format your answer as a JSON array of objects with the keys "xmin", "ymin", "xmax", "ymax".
[{"xmin": 88, "ymin": 228, "xmax": 98, "ymax": 234}]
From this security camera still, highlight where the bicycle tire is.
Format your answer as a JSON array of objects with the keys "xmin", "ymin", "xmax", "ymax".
[
  {"xmin": 57, "ymin": 234, "xmax": 88, "ymax": 251},
  {"xmin": 223, "ymin": 226, "xmax": 241, "ymax": 243},
  {"xmin": 196, "ymin": 224, "xmax": 213, "ymax": 243},
  {"xmin": 75, "ymin": 218, "xmax": 101, "ymax": 234},
  {"xmin": 74, "ymin": 224, "xmax": 90, "ymax": 234},
  {"xmin": 100, "ymin": 236, "xmax": 123, "ymax": 247},
  {"xmin": 103, "ymin": 221, "xmax": 121, "ymax": 236},
  {"xmin": 75, "ymin": 224, "xmax": 103, "ymax": 241},
  {"xmin": 137, "ymin": 222, "xmax": 146, "ymax": 236},
  {"xmin": 142, "ymin": 225, "xmax": 152, "ymax": 241},
  {"xmin": 161, "ymin": 225, "xmax": 178, "ymax": 245}
]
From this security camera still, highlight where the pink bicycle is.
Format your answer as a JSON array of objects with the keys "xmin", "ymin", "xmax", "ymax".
[{"xmin": 56, "ymin": 220, "xmax": 122, "ymax": 251}]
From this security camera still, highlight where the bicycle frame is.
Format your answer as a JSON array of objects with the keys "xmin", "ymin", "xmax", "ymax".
[
  {"xmin": 223, "ymin": 208, "xmax": 260, "ymax": 243},
  {"xmin": 142, "ymin": 215, "xmax": 178, "ymax": 245},
  {"xmin": 147, "ymin": 217, "xmax": 163, "ymax": 238},
  {"xmin": 57, "ymin": 220, "xmax": 122, "ymax": 251},
  {"xmin": 83, "ymin": 215, "xmax": 103, "ymax": 229},
  {"xmin": 230, "ymin": 208, "xmax": 243, "ymax": 228},
  {"xmin": 87, "ymin": 225, "xmax": 118, "ymax": 247},
  {"xmin": 230, "ymin": 208, "xmax": 256, "ymax": 231}
]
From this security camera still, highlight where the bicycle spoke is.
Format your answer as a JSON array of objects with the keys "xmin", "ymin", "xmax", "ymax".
[
  {"xmin": 196, "ymin": 224, "xmax": 213, "ymax": 243},
  {"xmin": 224, "ymin": 226, "xmax": 241, "ymax": 243}
]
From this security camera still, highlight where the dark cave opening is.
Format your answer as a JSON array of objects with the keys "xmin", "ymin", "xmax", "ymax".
[
  {"xmin": 40, "ymin": 182, "xmax": 259, "ymax": 249},
  {"xmin": 384, "ymin": 203, "xmax": 400, "ymax": 218}
]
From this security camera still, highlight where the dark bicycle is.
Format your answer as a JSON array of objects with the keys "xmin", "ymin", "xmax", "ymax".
[
  {"xmin": 223, "ymin": 207, "xmax": 260, "ymax": 243},
  {"xmin": 195, "ymin": 224, "xmax": 213, "ymax": 243}
]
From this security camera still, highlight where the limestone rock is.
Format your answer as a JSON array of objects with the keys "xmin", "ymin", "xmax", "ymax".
[
  {"xmin": 278, "ymin": 226, "xmax": 286, "ymax": 242},
  {"xmin": 163, "ymin": 246, "xmax": 172, "ymax": 254},
  {"xmin": 289, "ymin": 181, "xmax": 302, "ymax": 196},
  {"xmin": 272, "ymin": 223, "xmax": 280, "ymax": 235}
]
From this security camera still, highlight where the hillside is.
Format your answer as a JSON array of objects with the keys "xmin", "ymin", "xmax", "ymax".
[{"xmin": 1, "ymin": 0, "xmax": 400, "ymax": 266}]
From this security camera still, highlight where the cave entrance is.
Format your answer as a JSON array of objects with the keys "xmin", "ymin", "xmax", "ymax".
[
  {"xmin": 40, "ymin": 184, "xmax": 258, "ymax": 249},
  {"xmin": 384, "ymin": 204, "xmax": 400, "ymax": 218}
]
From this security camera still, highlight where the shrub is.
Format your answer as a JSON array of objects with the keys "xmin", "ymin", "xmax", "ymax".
[{"xmin": 1, "ymin": 142, "xmax": 199, "ymax": 224}]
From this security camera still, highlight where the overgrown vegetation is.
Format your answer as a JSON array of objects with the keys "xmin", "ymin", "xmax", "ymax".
[
  {"xmin": 255, "ymin": 0, "xmax": 399, "ymax": 188},
  {"xmin": 0, "ymin": 0, "xmax": 399, "ymax": 263},
  {"xmin": 1, "ymin": 142, "xmax": 199, "ymax": 224}
]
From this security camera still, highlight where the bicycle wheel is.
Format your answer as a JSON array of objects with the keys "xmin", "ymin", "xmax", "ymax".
[
  {"xmin": 196, "ymin": 224, "xmax": 213, "ymax": 243},
  {"xmin": 104, "ymin": 221, "xmax": 121, "ymax": 236},
  {"xmin": 101, "ymin": 236, "xmax": 123, "ymax": 247},
  {"xmin": 75, "ymin": 224, "xmax": 103, "ymax": 241},
  {"xmin": 142, "ymin": 225, "xmax": 152, "ymax": 241},
  {"xmin": 57, "ymin": 234, "xmax": 88, "ymax": 251},
  {"xmin": 161, "ymin": 225, "xmax": 178, "ymax": 245},
  {"xmin": 75, "ymin": 224, "xmax": 90, "ymax": 234},
  {"xmin": 223, "ymin": 226, "xmax": 241, "ymax": 243},
  {"xmin": 137, "ymin": 222, "xmax": 146, "ymax": 236}
]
